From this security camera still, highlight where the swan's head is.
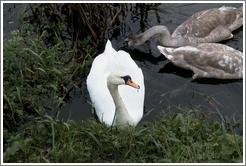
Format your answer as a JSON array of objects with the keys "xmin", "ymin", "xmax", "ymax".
[
  {"xmin": 107, "ymin": 71, "xmax": 140, "ymax": 89},
  {"xmin": 125, "ymin": 36, "xmax": 142, "ymax": 47}
]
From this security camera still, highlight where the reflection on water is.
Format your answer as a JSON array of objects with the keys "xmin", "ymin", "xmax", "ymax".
[
  {"xmin": 63, "ymin": 4, "xmax": 244, "ymax": 127},
  {"xmin": 3, "ymin": 3, "xmax": 244, "ymax": 134}
]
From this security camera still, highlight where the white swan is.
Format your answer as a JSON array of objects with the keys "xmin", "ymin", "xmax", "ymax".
[
  {"xmin": 126, "ymin": 6, "xmax": 243, "ymax": 47},
  {"xmin": 157, "ymin": 43, "xmax": 243, "ymax": 79},
  {"xmin": 86, "ymin": 40, "xmax": 145, "ymax": 130}
]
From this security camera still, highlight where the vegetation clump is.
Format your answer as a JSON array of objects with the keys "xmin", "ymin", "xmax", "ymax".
[{"xmin": 3, "ymin": 109, "xmax": 243, "ymax": 163}]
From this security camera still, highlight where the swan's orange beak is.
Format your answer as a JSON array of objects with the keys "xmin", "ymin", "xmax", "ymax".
[{"xmin": 126, "ymin": 79, "xmax": 140, "ymax": 89}]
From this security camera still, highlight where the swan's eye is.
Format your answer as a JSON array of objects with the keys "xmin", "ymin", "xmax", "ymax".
[{"xmin": 121, "ymin": 75, "xmax": 131, "ymax": 84}]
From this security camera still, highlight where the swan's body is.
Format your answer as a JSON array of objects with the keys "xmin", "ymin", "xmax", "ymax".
[
  {"xmin": 126, "ymin": 6, "xmax": 243, "ymax": 47},
  {"xmin": 157, "ymin": 43, "xmax": 243, "ymax": 79},
  {"xmin": 87, "ymin": 40, "xmax": 145, "ymax": 130}
]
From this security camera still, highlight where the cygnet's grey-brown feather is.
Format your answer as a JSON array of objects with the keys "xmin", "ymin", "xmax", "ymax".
[
  {"xmin": 157, "ymin": 43, "xmax": 243, "ymax": 79},
  {"xmin": 126, "ymin": 6, "xmax": 243, "ymax": 47},
  {"xmin": 172, "ymin": 6, "xmax": 243, "ymax": 40}
]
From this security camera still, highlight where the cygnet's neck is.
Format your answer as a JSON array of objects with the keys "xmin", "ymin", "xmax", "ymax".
[{"xmin": 129, "ymin": 25, "xmax": 180, "ymax": 47}]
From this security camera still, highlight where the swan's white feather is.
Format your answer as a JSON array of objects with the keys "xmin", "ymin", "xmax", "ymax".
[
  {"xmin": 87, "ymin": 40, "xmax": 145, "ymax": 126},
  {"xmin": 116, "ymin": 50, "xmax": 145, "ymax": 124}
]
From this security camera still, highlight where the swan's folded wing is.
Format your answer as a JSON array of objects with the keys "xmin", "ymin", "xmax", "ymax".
[{"xmin": 86, "ymin": 41, "xmax": 118, "ymax": 126}]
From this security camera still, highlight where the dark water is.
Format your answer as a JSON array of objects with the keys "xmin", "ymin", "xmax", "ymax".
[
  {"xmin": 59, "ymin": 3, "xmax": 244, "ymax": 133},
  {"xmin": 3, "ymin": 3, "xmax": 244, "ymax": 133}
]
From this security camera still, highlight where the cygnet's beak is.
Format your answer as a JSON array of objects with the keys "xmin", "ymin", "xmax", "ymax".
[{"xmin": 124, "ymin": 37, "xmax": 129, "ymax": 42}]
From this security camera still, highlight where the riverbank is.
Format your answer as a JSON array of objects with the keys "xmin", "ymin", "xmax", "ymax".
[{"xmin": 3, "ymin": 108, "xmax": 243, "ymax": 163}]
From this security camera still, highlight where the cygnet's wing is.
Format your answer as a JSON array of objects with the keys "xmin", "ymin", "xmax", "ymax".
[{"xmin": 157, "ymin": 43, "xmax": 243, "ymax": 79}]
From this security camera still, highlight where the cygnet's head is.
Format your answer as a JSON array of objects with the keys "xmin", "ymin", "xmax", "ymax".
[{"xmin": 125, "ymin": 35, "xmax": 142, "ymax": 47}]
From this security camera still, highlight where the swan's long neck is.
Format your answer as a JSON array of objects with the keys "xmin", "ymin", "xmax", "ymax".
[
  {"xmin": 107, "ymin": 83, "xmax": 133, "ymax": 128},
  {"xmin": 131, "ymin": 25, "xmax": 179, "ymax": 46},
  {"xmin": 107, "ymin": 84, "xmax": 126, "ymax": 112}
]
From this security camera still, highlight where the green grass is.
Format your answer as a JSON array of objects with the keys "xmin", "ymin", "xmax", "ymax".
[
  {"xmin": 3, "ymin": 5, "xmax": 97, "ymax": 131},
  {"xmin": 3, "ymin": 31, "xmax": 93, "ymax": 130},
  {"xmin": 3, "ymin": 108, "xmax": 243, "ymax": 163}
]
